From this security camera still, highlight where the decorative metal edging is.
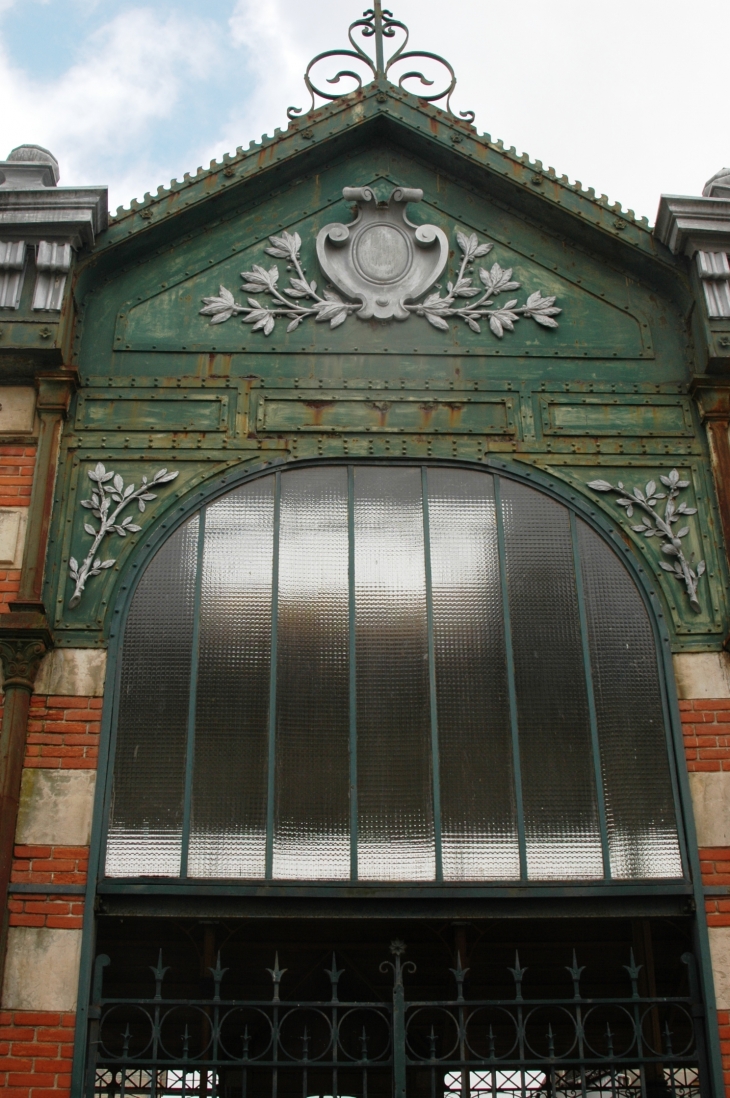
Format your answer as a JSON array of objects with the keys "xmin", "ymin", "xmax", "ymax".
[
  {"xmin": 588, "ymin": 469, "xmax": 705, "ymax": 612},
  {"xmin": 68, "ymin": 462, "xmax": 179, "ymax": 608}
]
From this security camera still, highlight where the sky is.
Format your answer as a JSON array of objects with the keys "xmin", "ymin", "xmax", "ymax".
[{"xmin": 0, "ymin": 0, "xmax": 727, "ymax": 223}]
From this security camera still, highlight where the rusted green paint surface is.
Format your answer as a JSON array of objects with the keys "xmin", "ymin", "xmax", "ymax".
[{"xmin": 33, "ymin": 86, "xmax": 726, "ymax": 648}]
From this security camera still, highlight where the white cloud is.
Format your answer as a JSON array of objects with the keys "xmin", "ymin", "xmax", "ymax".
[
  {"xmin": 201, "ymin": 0, "xmax": 730, "ymax": 222},
  {"xmin": 0, "ymin": 6, "xmax": 218, "ymax": 204},
  {"xmin": 1, "ymin": 0, "xmax": 729, "ymax": 219}
]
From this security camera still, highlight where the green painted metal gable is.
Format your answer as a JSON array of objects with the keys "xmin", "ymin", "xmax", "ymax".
[{"xmin": 49, "ymin": 82, "xmax": 726, "ymax": 650}]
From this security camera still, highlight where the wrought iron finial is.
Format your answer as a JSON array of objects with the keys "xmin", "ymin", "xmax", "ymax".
[
  {"xmin": 287, "ymin": 1, "xmax": 474, "ymax": 123},
  {"xmin": 208, "ymin": 951, "xmax": 228, "ymax": 1001},
  {"xmin": 325, "ymin": 952, "xmax": 344, "ymax": 1001},
  {"xmin": 565, "ymin": 949, "xmax": 585, "ymax": 1000},
  {"xmin": 267, "ymin": 952, "xmax": 288, "ymax": 1002},
  {"xmin": 149, "ymin": 949, "xmax": 170, "ymax": 1000}
]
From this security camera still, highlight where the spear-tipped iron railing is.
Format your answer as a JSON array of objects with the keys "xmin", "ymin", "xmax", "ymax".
[{"xmin": 87, "ymin": 942, "xmax": 703, "ymax": 1098}]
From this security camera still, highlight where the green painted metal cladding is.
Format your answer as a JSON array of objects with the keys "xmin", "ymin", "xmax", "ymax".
[{"xmin": 44, "ymin": 82, "xmax": 727, "ymax": 648}]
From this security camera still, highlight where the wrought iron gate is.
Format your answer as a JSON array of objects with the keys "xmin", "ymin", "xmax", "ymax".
[{"xmin": 86, "ymin": 941, "xmax": 704, "ymax": 1098}]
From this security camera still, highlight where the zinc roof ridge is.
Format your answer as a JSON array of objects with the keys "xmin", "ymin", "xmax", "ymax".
[{"xmin": 103, "ymin": 80, "xmax": 651, "ymax": 245}]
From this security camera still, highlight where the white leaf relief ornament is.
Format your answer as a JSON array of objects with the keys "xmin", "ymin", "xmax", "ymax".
[
  {"xmin": 68, "ymin": 463, "xmax": 179, "ymax": 609},
  {"xmin": 588, "ymin": 468, "xmax": 705, "ymax": 612},
  {"xmin": 200, "ymin": 187, "xmax": 561, "ymax": 340}
]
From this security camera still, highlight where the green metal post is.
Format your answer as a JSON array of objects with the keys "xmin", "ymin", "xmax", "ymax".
[
  {"xmin": 421, "ymin": 467, "xmax": 443, "ymax": 881},
  {"xmin": 392, "ymin": 950, "xmax": 407, "ymax": 1098},
  {"xmin": 348, "ymin": 465, "xmax": 358, "ymax": 881},
  {"xmin": 180, "ymin": 509, "xmax": 206, "ymax": 876},
  {"xmin": 569, "ymin": 510, "xmax": 611, "ymax": 879},
  {"xmin": 265, "ymin": 471, "xmax": 281, "ymax": 878},
  {"xmin": 493, "ymin": 475, "xmax": 527, "ymax": 880}
]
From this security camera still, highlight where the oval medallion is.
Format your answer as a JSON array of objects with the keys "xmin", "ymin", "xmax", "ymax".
[{"xmin": 353, "ymin": 224, "xmax": 410, "ymax": 284}]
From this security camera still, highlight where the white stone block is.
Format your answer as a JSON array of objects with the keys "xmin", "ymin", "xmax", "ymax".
[
  {"xmin": 16, "ymin": 768, "xmax": 96, "ymax": 846},
  {"xmin": 1, "ymin": 926, "xmax": 82, "ymax": 1011},
  {"xmin": 688, "ymin": 771, "xmax": 730, "ymax": 846},
  {"xmin": 0, "ymin": 506, "xmax": 26, "ymax": 567},
  {"xmin": 709, "ymin": 926, "xmax": 730, "ymax": 1010},
  {"xmin": 34, "ymin": 647, "xmax": 107, "ymax": 696},
  {"xmin": 673, "ymin": 652, "xmax": 730, "ymax": 699},
  {"xmin": 0, "ymin": 386, "xmax": 35, "ymax": 435}
]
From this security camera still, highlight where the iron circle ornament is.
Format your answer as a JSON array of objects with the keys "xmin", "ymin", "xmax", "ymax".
[
  {"xmin": 158, "ymin": 1005, "xmax": 216, "ymax": 1060},
  {"xmin": 522, "ymin": 1005, "xmax": 580, "ymax": 1060},
  {"xmin": 99, "ymin": 1005, "xmax": 155, "ymax": 1060},
  {"xmin": 461, "ymin": 1005, "xmax": 521, "ymax": 1061},
  {"xmin": 217, "ymin": 1006, "xmax": 274, "ymax": 1061},
  {"xmin": 580, "ymin": 1004, "xmax": 642, "ymax": 1059},
  {"xmin": 277, "ymin": 1006, "xmax": 334, "ymax": 1062},
  {"xmin": 405, "ymin": 1005, "xmax": 461, "ymax": 1061},
  {"xmin": 638, "ymin": 1003, "xmax": 696, "ymax": 1059},
  {"xmin": 336, "ymin": 1006, "xmax": 393, "ymax": 1062}
]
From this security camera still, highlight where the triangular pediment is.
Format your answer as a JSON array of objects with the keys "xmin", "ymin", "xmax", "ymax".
[{"xmin": 91, "ymin": 148, "xmax": 654, "ymax": 369}]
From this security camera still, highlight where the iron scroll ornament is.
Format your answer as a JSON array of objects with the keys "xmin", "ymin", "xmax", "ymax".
[
  {"xmin": 288, "ymin": 1, "xmax": 475, "ymax": 123},
  {"xmin": 200, "ymin": 186, "xmax": 561, "ymax": 338}
]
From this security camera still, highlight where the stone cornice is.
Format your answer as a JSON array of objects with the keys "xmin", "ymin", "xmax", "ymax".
[
  {"xmin": 0, "ymin": 186, "xmax": 108, "ymax": 249},
  {"xmin": 655, "ymin": 195, "xmax": 730, "ymax": 256}
]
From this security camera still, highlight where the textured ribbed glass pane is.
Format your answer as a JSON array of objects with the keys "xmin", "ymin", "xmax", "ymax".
[
  {"xmin": 105, "ymin": 517, "xmax": 199, "ymax": 877},
  {"xmin": 428, "ymin": 468, "xmax": 519, "ymax": 880},
  {"xmin": 578, "ymin": 519, "xmax": 683, "ymax": 878},
  {"xmin": 273, "ymin": 467, "xmax": 350, "ymax": 879},
  {"xmin": 187, "ymin": 479, "xmax": 274, "ymax": 877},
  {"xmin": 500, "ymin": 480, "xmax": 603, "ymax": 880},
  {"xmin": 355, "ymin": 466, "xmax": 434, "ymax": 880}
]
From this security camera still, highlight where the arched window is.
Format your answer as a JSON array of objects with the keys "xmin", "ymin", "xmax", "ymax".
[{"xmin": 105, "ymin": 464, "xmax": 683, "ymax": 884}]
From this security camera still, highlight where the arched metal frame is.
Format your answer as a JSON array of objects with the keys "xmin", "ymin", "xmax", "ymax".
[{"xmin": 70, "ymin": 456, "xmax": 725, "ymax": 1098}]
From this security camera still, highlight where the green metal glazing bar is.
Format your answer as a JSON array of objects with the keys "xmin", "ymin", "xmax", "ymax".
[
  {"xmin": 265, "ymin": 472, "xmax": 281, "ymax": 879},
  {"xmin": 348, "ymin": 465, "xmax": 358, "ymax": 882},
  {"xmin": 570, "ymin": 510, "xmax": 611, "ymax": 880},
  {"xmin": 422, "ymin": 467, "xmax": 443, "ymax": 881},
  {"xmin": 494, "ymin": 476, "xmax": 527, "ymax": 881},
  {"xmin": 180, "ymin": 510, "xmax": 206, "ymax": 878}
]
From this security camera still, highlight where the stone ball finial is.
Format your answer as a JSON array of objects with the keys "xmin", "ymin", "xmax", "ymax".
[
  {"xmin": 6, "ymin": 144, "xmax": 60, "ymax": 184},
  {"xmin": 703, "ymin": 167, "xmax": 730, "ymax": 200}
]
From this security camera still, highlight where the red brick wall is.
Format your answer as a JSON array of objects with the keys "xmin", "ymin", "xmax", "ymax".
[
  {"xmin": 3, "ymin": 696, "xmax": 98, "ymax": 1098},
  {"xmin": 681, "ymin": 698, "xmax": 730, "ymax": 1093},
  {"xmin": 7, "ymin": 895, "xmax": 84, "ymax": 931},
  {"xmin": 11, "ymin": 848, "xmax": 88, "ymax": 889},
  {"xmin": 718, "ymin": 1010, "xmax": 730, "ymax": 1098},
  {"xmin": 681, "ymin": 698, "xmax": 730, "ymax": 773},
  {"xmin": 23, "ymin": 695, "xmax": 101, "ymax": 770},
  {"xmin": 0, "ymin": 1010, "xmax": 75, "ymax": 1098},
  {"xmin": 681, "ymin": 701, "xmax": 730, "ymax": 918},
  {"xmin": 0, "ymin": 444, "xmax": 36, "ymax": 615}
]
